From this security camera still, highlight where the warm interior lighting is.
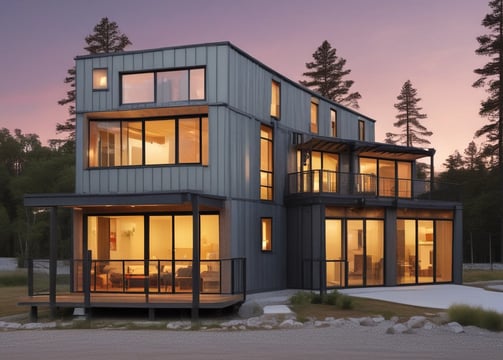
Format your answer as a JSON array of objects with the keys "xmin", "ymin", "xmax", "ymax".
[{"xmin": 93, "ymin": 69, "xmax": 108, "ymax": 90}]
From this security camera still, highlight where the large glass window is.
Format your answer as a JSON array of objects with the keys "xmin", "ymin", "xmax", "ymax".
[
  {"xmin": 397, "ymin": 219, "xmax": 453, "ymax": 285},
  {"xmin": 260, "ymin": 125, "xmax": 273, "ymax": 200},
  {"xmin": 122, "ymin": 68, "xmax": 205, "ymax": 104},
  {"xmin": 359, "ymin": 158, "xmax": 412, "ymax": 198},
  {"xmin": 122, "ymin": 73, "xmax": 154, "ymax": 104},
  {"xmin": 325, "ymin": 219, "xmax": 344, "ymax": 287},
  {"xmin": 298, "ymin": 151, "xmax": 339, "ymax": 192},
  {"xmin": 88, "ymin": 116, "xmax": 208, "ymax": 167},
  {"xmin": 270, "ymin": 80, "xmax": 280, "ymax": 118}
]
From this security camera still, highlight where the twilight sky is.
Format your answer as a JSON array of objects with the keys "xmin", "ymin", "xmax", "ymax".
[{"xmin": 0, "ymin": 0, "xmax": 491, "ymax": 169}]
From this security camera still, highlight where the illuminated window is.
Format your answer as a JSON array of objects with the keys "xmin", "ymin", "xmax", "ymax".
[
  {"xmin": 359, "ymin": 158, "xmax": 412, "ymax": 198},
  {"xmin": 270, "ymin": 80, "xmax": 280, "ymax": 118},
  {"xmin": 260, "ymin": 125, "xmax": 273, "ymax": 200},
  {"xmin": 88, "ymin": 116, "xmax": 208, "ymax": 167},
  {"xmin": 358, "ymin": 120, "xmax": 365, "ymax": 140},
  {"xmin": 331, "ymin": 109, "xmax": 337, "ymax": 137},
  {"xmin": 310, "ymin": 100, "xmax": 318, "ymax": 133},
  {"xmin": 92, "ymin": 68, "xmax": 108, "ymax": 90},
  {"xmin": 122, "ymin": 73, "xmax": 154, "ymax": 104},
  {"xmin": 261, "ymin": 218, "xmax": 272, "ymax": 252},
  {"xmin": 122, "ymin": 68, "xmax": 205, "ymax": 104}
]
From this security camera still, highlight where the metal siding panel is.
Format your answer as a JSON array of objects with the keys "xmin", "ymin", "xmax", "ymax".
[
  {"xmin": 75, "ymin": 60, "xmax": 85, "ymax": 113},
  {"xmin": 143, "ymin": 52, "xmax": 154, "ymax": 70},
  {"xmin": 135, "ymin": 168, "xmax": 143, "ymax": 192},
  {"xmin": 89, "ymin": 171, "xmax": 100, "ymax": 193},
  {"xmin": 153, "ymin": 167, "xmax": 162, "ymax": 191},
  {"xmin": 126, "ymin": 170, "xmax": 135, "ymax": 192},
  {"xmin": 83, "ymin": 59, "xmax": 93, "ymax": 111},
  {"xmin": 108, "ymin": 169, "xmax": 119, "ymax": 193},
  {"xmin": 170, "ymin": 167, "xmax": 180, "ymax": 190},
  {"xmin": 123, "ymin": 54, "xmax": 134, "ymax": 71},
  {"xmin": 175, "ymin": 48, "xmax": 186, "ymax": 67},
  {"xmin": 112, "ymin": 55, "xmax": 124, "ymax": 108},
  {"xmin": 216, "ymin": 45, "xmax": 228, "ymax": 103},
  {"xmin": 133, "ymin": 53, "xmax": 143, "ymax": 70},
  {"xmin": 118, "ymin": 168, "xmax": 128, "ymax": 192},
  {"xmin": 186, "ymin": 47, "xmax": 196, "ymax": 66},
  {"xmin": 162, "ymin": 49, "xmax": 175, "ymax": 67},
  {"xmin": 195, "ymin": 46, "xmax": 206, "ymax": 66},
  {"xmin": 153, "ymin": 51, "xmax": 163, "ymax": 68},
  {"xmin": 143, "ymin": 167, "xmax": 153, "ymax": 192},
  {"xmin": 161, "ymin": 167, "xmax": 170, "ymax": 191},
  {"xmin": 206, "ymin": 46, "xmax": 217, "ymax": 103}
]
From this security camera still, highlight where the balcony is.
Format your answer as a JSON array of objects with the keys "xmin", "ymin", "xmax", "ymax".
[{"xmin": 287, "ymin": 170, "xmax": 459, "ymax": 201}]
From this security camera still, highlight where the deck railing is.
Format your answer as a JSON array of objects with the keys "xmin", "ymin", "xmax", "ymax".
[
  {"xmin": 287, "ymin": 170, "xmax": 459, "ymax": 201},
  {"xmin": 27, "ymin": 257, "xmax": 246, "ymax": 298}
]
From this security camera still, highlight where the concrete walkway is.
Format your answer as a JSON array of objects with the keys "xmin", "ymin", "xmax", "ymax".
[{"xmin": 340, "ymin": 284, "xmax": 503, "ymax": 313}]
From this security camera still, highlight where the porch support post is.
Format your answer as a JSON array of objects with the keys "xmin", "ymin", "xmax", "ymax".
[
  {"xmin": 191, "ymin": 194, "xmax": 200, "ymax": 323},
  {"xmin": 49, "ymin": 206, "xmax": 57, "ymax": 319}
]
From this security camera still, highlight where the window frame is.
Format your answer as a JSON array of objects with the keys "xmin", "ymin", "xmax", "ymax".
[
  {"xmin": 120, "ymin": 67, "xmax": 206, "ymax": 105},
  {"xmin": 330, "ymin": 109, "xmax": 337, "ymax": 137},
  {"xmin": 92, "ymin": 68, "xmax": 109, "ymax": 91},
  {"xmin": 260, "ymin": 124, "xmax": 274, "ymax": 201},
  {"xmin": 261, "ymin": 217, "xmax": 273, "ymax": 252},
  {"xmin": 88, "ymin": 115, "xmax": 208, "ymax": 168},
  {"xmin": 310, "ymin": 99, "xmax": 319, "ymax": 134},
  {"xmin": 358, "ymin": 120, "xmax": 365, "ymax": 141},
  {"xmin": 270, "ymin": 80, "xmax": 281, "ymax": 119}
]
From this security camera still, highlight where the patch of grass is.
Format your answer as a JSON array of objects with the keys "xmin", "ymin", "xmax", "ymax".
[
  {"xmin": 448, "ymin": 304, "xmax": 503, "ymax": 332},
  {"xmin": 463, "ymin": 270, "xmax": 503, "ymax": 283}
]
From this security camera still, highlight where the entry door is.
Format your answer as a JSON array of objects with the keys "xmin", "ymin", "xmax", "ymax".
[{"xmin": 325, "ymin": 219, "xmax": 345, "ymax": 287}]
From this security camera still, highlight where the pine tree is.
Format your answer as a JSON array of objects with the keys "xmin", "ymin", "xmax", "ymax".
[
  {"xmin": 473, "ymin": 0, "xmax": 503, "ymax": 262},
  {"xmin": 300, "ymin": 40, "xmax": 361, "ymax": 109},
  {"xmin": 56, "ymin": 18, "xmax": 132, "ymax": 146},
  {"xmin": 385, "ymin": 80, "xmax": 432, "ymax": 147},
  {"xmin": 473, "ymin": 0, "xmax": 503, "ymax": 167}
]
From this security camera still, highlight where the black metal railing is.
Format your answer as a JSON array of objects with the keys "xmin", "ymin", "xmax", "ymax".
[
  {"xmin": 287, "ymin": 170, "xmax": 459, "ymax": 201},
  {"xmin": 27, "ymin": 257, "xmax": 246, "ymax": 298}
]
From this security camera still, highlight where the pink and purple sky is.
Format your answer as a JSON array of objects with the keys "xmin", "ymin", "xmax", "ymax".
[{"xmin": 0, "ymin": 0, "xmax": 491, "ymax": 169}]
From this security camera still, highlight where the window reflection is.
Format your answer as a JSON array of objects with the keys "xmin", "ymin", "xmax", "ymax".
[
  {"xmin": 122, "ymin": 73, "xmax": 154, "ymax": 104},
  {"xmin": 158, "ymin": 70, "xmax": 189, "ymax": 102},
  {"xmin": 190, "ymin": 68, "xmax": 205, "ymax": 100}
]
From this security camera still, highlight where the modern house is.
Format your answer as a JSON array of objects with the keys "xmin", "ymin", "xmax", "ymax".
[{"xmin": 22, "ymin": 41, "xmax": 462, "ymax": 319}]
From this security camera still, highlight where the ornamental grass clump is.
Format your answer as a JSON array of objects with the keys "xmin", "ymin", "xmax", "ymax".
[{"xmin": 448, "ymin": 304, "xmax": 503, "ymax": 332}]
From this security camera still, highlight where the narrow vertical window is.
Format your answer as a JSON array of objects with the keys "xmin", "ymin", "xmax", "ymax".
[
  {"xmin": 93, "ymin": 68, "xmax": 108, "ymax": 90},
  {"xmin": 260, "ymin": 125, "xmax": 273, "ymax": 200},
  {"xmin": 358, "ymin": 120, "xmax": 365, "ymax": 141},
  {"xmin": 261, "ymin": 217, "xmax": 272, "ymax": 252},
  {"xmin": 310, "ymin": 100, "xmax": 318, "ymax": 133},
  {"xmin": 330, "ymin": 109, "xmax": 337, "ymax": 137},
  {"xmin": 270, "ymin": 80, "xmax": 280, "ymax": 118}
]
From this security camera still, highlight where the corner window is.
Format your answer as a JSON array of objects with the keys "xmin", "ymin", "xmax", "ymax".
[
  {"xmin": 358, "ymin": 120, "xmax": 365, "ymax": 141},
  {"xmin": 261, "ymin": 218, "xmax": 272, "ymax": 252},
  {"xmin": 270, "ymin": 80, "xmax": 280, "ymax": 118},
  {"xmin": 92, "ymin": 68, "xmax": 108, "ymax": 90},
  {"xmin": 331, "ymin": 109, "xmax": 337, "ymax": 137},
  {"xmin": 88, "ymin": 116, "xmax": 208, "ymax": 167},
  {"xmin": 310, "ymin": 100, "xmax": 318, "ymax": 133},
  {"xmin": 121, "ymin": 68, "xmax": 205, "ymax": 105},
  {"xmin": 260, "ymin": 125, "xmax": 273, "ymax": 200}
]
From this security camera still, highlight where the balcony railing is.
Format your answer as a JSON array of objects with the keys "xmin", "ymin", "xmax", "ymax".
[{"xmin": 288, "ymin": 170, "xmax": 458, "ymax": 201}]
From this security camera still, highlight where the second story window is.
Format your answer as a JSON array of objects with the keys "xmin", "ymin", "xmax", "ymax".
[
  {"xmin": 121, "ymin": 68, "xmax": 205, "ymax": 104},
  {"xmin": 88, "ymin": 116, "xmax": 208, "ymax": 168},
  {"xmin": 270, "ymin": 80, "xmax": 280, "ymax": 118},
  {"xmin": 331, "ymin": 109, "xmax": 337, "ymax": 137},
  {"xmin": 358, "ymin": 120, "xmax": 365, "ymax": 141},
  {"xmin": 92, "ymin": 68, "xmax": 108, "ymax": 90},
  {"xmin": 359, "ymin": 157, "xmax": 412, "ymax": 198},
  {"xmin": 260, "ymin": 125, "xmax": 273, "ymax": 200},
  {"xmin": 310, "ymin": 100, "xmax": 318, "ymax": 133}
]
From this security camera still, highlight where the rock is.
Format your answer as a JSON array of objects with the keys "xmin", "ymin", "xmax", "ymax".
[
  {"xmin": 279, "ymin": 319, "xmax": 303, "ymax": 329},
  {"xmin": 390, "ymin": 316, "xmax": 399, "ymax": 323},
  {"xmin": 221, "ymin": 319, "xmax": 246, "ymax": 328},
  {"xmin": 372, "ymin": 316, "xmax": 385, "ymax": 324},
  {"xmin": 0, "ymin": 321, "xmax": 21, "ymax": 330},
  {"xmin": 238, "ymin": 301, "xmax": 263, "ymax": 318},
  {"xmin": 360, "ymin": 317, "xmax": 377, "ymax": 327},
  {"xmin": 246, "ymin": 317, "xmax": 263, "ymax": 328},
  {"xmin": 386, "ymin": 323, "xmax": 408, "ymax": 334},
  {"xmin": 447, "ymin": 321, "xmax": 464, "ymax": 334},
  {"xmin": 21, "ymin": 322, "xmax": 57, "ymax": 330},
  {"xmin": 166, "ymin": 321, "xmax": 191, "ymax": 330},
  {"xmin": 314, "ymin": 320, "xmax": 330, "ymax": 328},
  {"xmin": 407, "ymin": 316, "xmax": 426, "ymax": 329},
  {"xmin": 423, "ymin": 321, "xmax": 435, "ymax": 330}
]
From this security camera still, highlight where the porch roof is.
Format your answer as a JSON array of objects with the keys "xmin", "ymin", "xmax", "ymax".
[
  {"xmin": 24, "ymin": 192, "xmax": 226, "ymax": 210},
  {"xmin": 296, "ymin": 136, "xmax": 435, "ymax": 161}
]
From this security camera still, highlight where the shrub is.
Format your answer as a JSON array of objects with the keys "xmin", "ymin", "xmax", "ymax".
[
  {"xmin": 324, "ymin": 291, "xmax": 339, "ymax": 306},
  {"xmin": 448, "ymin": 304, "xmax": 503, "ymax": 332},
  {"xmin": 289, "ymin": 291, "xmax": 314, "ymax": 306},
  {"xmin": 337, "ymin": 294, "xmax": 353, "ymax": 310}
]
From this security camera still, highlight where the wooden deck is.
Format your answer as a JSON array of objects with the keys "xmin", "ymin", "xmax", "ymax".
[{"xmin": 18, "ymin": 292, "xmax": 244, "ymax": 310}]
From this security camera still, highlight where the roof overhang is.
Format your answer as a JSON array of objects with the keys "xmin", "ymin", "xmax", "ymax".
[
  {"xmin": 296, "ymin": 136, "xmax": 435, "ymax": 161},
  {"xmin": 24, "ymin": 192, "xmax": 226, "ymax": 211}
]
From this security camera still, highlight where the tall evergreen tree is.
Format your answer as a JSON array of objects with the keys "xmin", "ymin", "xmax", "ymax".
[
  {"xmin": 385, "ymin": 80, "xmax": 432, "ymax": 147},
  {"xmin": 473, "ymin": 0, "xmax": 503, "ymax": 262},
  {"xmin": 300, "ymin": 40, "xmax": 361, "ymax": 109},
  {"xmin": 57, "ymin": 18, "xmax": 132, "ymax": 145}
]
